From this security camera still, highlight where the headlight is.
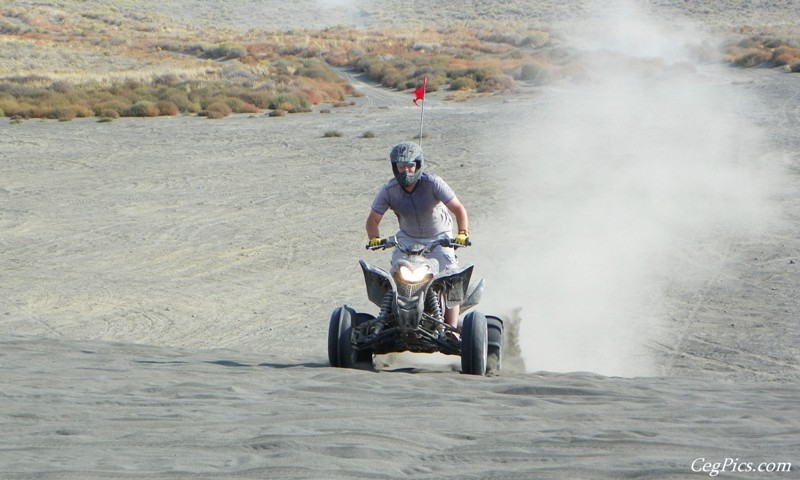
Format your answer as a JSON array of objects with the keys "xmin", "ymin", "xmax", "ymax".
[{"xmin": 398, "ymin": 265, "xmax": 431, "ymax": 283}]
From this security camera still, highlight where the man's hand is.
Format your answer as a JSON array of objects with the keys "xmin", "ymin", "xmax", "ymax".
[
  {"xmin": 368, "ymin": 237, "xmax": 383, "ymax": 248},
  {"xmin": 454, "ymin": 230, "xmax": 470, "ymax": 246}
]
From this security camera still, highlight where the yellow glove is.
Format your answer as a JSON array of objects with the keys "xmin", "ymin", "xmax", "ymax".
[
  {"xmin": 454, "ymin": 230, "xmax": 470, "ymax": 246},
  {"xmin": 368, "ymin": 237, "xmax": 383, "ymax": 248}
]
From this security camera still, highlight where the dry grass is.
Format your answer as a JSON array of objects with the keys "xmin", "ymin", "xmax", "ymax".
[
  {"xmin": 1, "ymin": 2, "xmax": 798, "ymax": 121},
  {"xmin": 0, "ymin": 5, "xmax": 578, "ymax": 121},
  {"xmin": 723, "ymin": 28, "xmax": 800, "ymax": 71}
]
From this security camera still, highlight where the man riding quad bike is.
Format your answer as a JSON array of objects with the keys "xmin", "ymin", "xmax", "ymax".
[{"xmin": 328, "ymin": 142, "xmax": 503, "ymax": 375}]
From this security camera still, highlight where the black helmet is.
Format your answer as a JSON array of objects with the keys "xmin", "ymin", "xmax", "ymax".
[{"xmin": 390, "ymin": 141, "xmax": 424, "ymax": 187}]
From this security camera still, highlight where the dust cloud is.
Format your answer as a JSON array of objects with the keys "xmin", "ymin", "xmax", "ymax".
[
  {"xmin": 479, "ymin": 0, "xmax": 783, "ymax": 376},
  {"xmin": 314, "ymin": 0, "xmax": 366, "ymax": 28}
]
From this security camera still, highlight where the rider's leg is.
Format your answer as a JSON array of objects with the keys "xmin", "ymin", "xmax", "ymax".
[
  {"xmin": 445, "ymin": 304, "xmax": 459, "ymax": 328},
  {"xmin": 431, "ymin": 241, "xmax": 460, "ymax": 327}
]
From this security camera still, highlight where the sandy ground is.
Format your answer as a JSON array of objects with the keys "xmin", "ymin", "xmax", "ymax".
[{"xmin": 2, "ymin": 1, "xmax": 800, "ymax": 479}]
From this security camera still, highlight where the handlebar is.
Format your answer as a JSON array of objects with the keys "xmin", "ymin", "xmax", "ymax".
[{"xmin": 365, "ymin": 236, "xmax": 471, "ymax": 253}]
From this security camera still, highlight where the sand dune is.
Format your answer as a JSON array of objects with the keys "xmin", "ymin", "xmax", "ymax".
[{"xmin": 2, "ymin": 335, "xmax": 798, "ymax": 479}]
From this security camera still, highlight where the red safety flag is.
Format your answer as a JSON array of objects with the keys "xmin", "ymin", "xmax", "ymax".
[{"xmin": 412, "ymin": 76, "xmax": 427, "ymax": 106}]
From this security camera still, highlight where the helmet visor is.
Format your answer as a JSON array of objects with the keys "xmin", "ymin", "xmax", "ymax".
[{"xmin": 395, "ymin": 161, "xmax": 416, "ymax": 171}]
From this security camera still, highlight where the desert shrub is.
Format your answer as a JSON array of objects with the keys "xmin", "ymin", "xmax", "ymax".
[
  {"xmin": 521, "ymin": 32, "xmax": 550, "ymax": 48},
  {"xmin": 736, "ymin": 37, "xmax": 763, "ymax": 49},
  {"xmin": 353, "ymin": 55, "xmax": 381, "ymax": 76},
  {"xmin": 98, "ymin": 108, "xmax": 120, "ymax": 119},
  {"xmin": 473, "ymin": 66, "xmax": 504, "ymax": 82},
  {"xmin": 519, "ymin": 62, "xmax": 548, "ymax": 82},
  {"xmin": 93, "ymin": 99, "xmax": 127, "ymax": 117},
  {"xmin": 49, "ymin": 80, "xmax": 73, "ymax": 94},
  {"xmin": 82, "ymin": 11, "xmax": 123, "ymax": 26},
  {"xmin": 12, "ymin": 105, "xmax": 45, "ymax": 119},
  {"xmin": 107, "ymin": 84, "xmax": 139, "ymax": 103},
  {"xmin": 377, "ymin": 66, "xmax": 406, "ymax": 89},
  {"xmin": 157, "ymin": 88, "xmax": 200, "ymax": 113},
  {"xmin": 123, "ymin": 79, "xmax": 146, "ymax": 91},
  {"xmin": 729, "ymin": 48, "xmax": 772, "ymax": 67},
  {"xmin": 481, "ymin": 30, "xmax": 550, "ymax": 48},
  {"xmin": 121, "ymin": 100, "xmax": 160, "ymax": 117},
  {"xmin": 72, "ymin": 104, "xmax": 94, "ymax": 118},
  {"xmin": 310, "ymin": 80, "xmax": 352, "ymax": 103},
  {"xmin": 297, "ymin": 61, "xmax": 340, "ymax": 82},
  {"xmin": 764, "ymin": 35, "xmax": 800, "ymax": 49},
  {"xmin": 4, "ymin": 74, "xmax": 51, "ymax": 85},
  {"xmin": 202, "ymin": 101, "xmax": 232, "ymax": 119},
  {"xmin": 54, "ymin": 107, "xmax": 76, "ymax": 122},
  {"xmin": 0, "ymin": 82, "xmax": 48, "ymax": 98},
  {"xmin": 790, "ymin": 61, "xmax": 800, "ymax": 73},
  {"xmin": 240, "ymin": 102, "xmax": 260, "ymax": 114},
  {"xmin": 156, "ymin": 100, "xmax": 179, "ymax": 116},
  {"xmin": 270, "ymin": 58, "xmax": 298, "ymax": 75},
  {"xmin": 0, "ymin": 107, "xmax": 3, "ymax": 117},
  {"xmin": 236, "ymin": 90, "xmax": 271, "ymax": 109},
  {"xmin": 217, "ymin": 94, "xmax": 237, "ymax": 108},
  {"xmin": 422, "ymin": 74, "xmax": 447, "ymax": 92},
  {"xmin": 222, "ymin": 96, "xmax": 259, "ymax": 113},
  {"xmin": 362, "ymin": 130, "xmax": 376, "ymax": 138},
  {"xmin": 477, "ymin": 74, "xmax": 515, "ymax": 92},
  {"xmin": 355, "ymin": 56, "xmax": 418, "ymax": 88},
  {"xmin": 299, "ymin": 88, "xmax": 322, "ymax": 105},
  {"xmin": 268, "ymin": 93, "xmax": 309, "ymax": 111},
  {"xmin": 0, "ymin": 97, "xmax": 18, "ymax": 116},
  {"xmin": 0, "ymin": 19, "xmax": 26, "ymax": 34},
  {"xmin": 268, "ymin": 109, "xmax": 286, "ymax": 117},
  {"xmin": 221, "ymin": 66, "xmax": 256, "ymax": 81},
  {"xmin": 323, "ymin": 130, "xmax": 343, "ymax": 138},
  {"xmin": 412, "ymin": 42, "xmax": 441, "ymax": 52},
  {"xmin": 288, "ymin": 104, "xmax": 312, "ymax": 114},
  {"xmin": 482, "ymin": 32, "xmax": 527, "ymax": 47},
  {"xmin": 205, "ymin": 42, "xmax": 247, "ymax": 60},
  {"xmin": 773, "ymin": 46, "xmax": 800, "ymax": 66},
  {"xmin": 505, "ymin": 50, "xmax": 524, "ymax": 60},
  {"xmin": 153, "ymin": 73, "xmax": 180, "ymax": 86},
  {"xmin": 450, "ymin": 76, "xmax": 476, "ymax": 91}
]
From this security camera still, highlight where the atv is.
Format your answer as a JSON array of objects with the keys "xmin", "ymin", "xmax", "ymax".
[{"xmin": 328, "ymin": 236, "xmax": 503, "ymax": 375}]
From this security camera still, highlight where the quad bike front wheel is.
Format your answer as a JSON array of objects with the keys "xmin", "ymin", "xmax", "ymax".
[
  {"xmin": 486, "ymin": 315, "xmax": 504, "ymax": 373},
  {"xmin": 461, "ymin": 311, "xmax": 488, "ymax": 375},
  {"xmin": 328, "ymin": 306, "xmax": 373, "ymax": 369}
]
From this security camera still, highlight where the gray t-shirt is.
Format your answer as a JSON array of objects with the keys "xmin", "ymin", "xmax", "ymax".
[{"xmin": 371, "ymin": 172, "xmax": 456, "ymax": 238}]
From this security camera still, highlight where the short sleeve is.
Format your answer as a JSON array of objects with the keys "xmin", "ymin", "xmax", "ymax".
[
  {"xmin": 371, "ymin": 184, "xmax": 390, "ymax": 215},
  {"xmin": 432, "ymin": 175, "xmax": 456, "ymax": 204}
]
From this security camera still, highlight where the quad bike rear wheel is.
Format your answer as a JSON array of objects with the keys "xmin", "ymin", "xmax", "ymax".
[{"xmin": 461, "ymin": 311, "xmax": 488, "ymax": 375}]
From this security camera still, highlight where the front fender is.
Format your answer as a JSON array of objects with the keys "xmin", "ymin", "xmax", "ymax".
[
  {"xmin": 430, "ymin": 264, "xmax": 473, "ymax": 308},
  {"xmin": 359, "ymin": 260, "xmax": 395, "ymax": 308}
]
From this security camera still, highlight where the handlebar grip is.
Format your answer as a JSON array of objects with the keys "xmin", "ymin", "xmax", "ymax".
[
  {"xmin": 366, "ymin": 238, "xmax": 393, "ymax": 250},
  {"xmin": 443, "ymin": 238, "xmax": 471, "ymax": 248}
]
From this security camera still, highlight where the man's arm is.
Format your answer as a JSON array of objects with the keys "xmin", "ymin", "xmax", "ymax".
[
  {"xmin": 445, "ymin": 197, "xmax": 469, "ymax": 233},
  {"xmin": 366, "ymin": 210, "xmax": 384, "ymax": 239}
]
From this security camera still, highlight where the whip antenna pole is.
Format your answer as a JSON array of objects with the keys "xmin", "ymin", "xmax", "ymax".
[
  {"xmin": 418, "ymin": 99, "xmax": 425, "ymax": 147},
  {"xmin": 413, "ymin": 76, "xmax": 428, "ymax": 147}
]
